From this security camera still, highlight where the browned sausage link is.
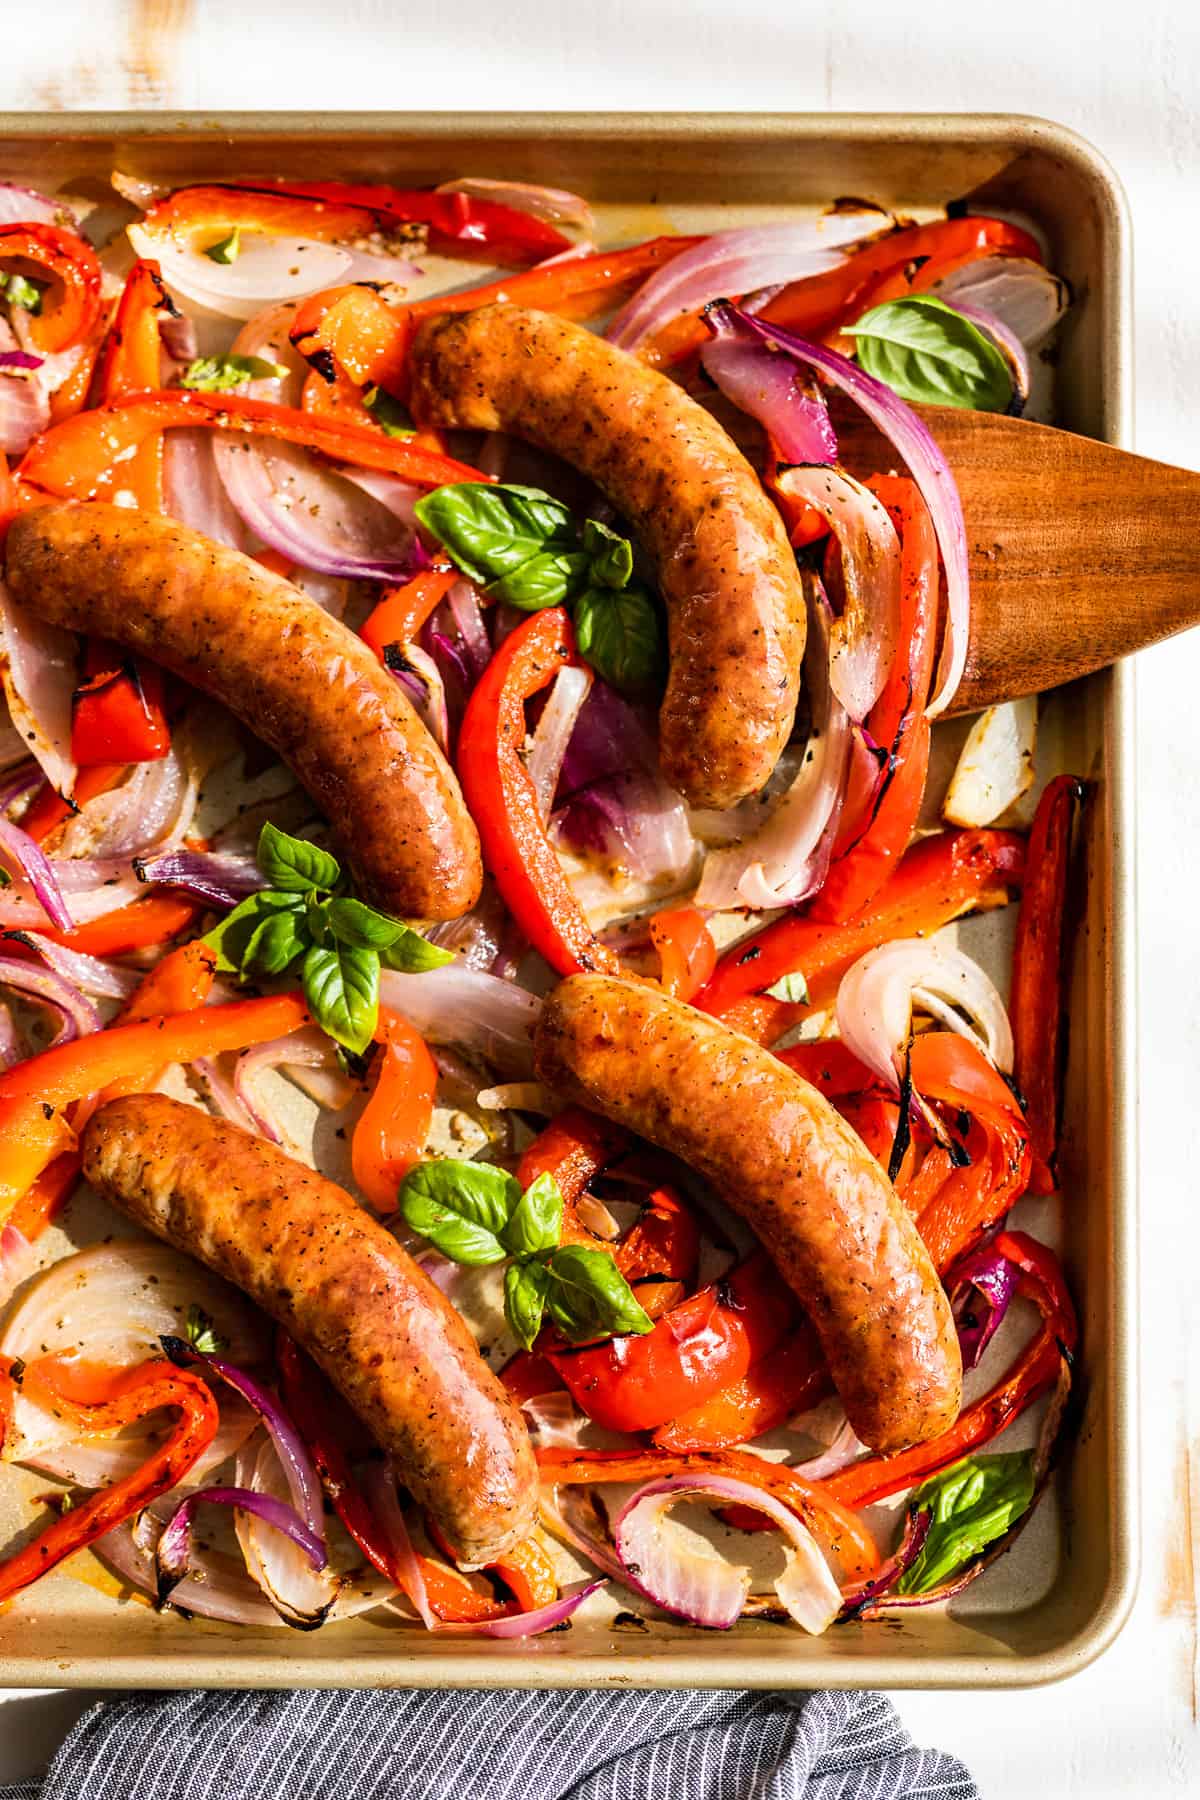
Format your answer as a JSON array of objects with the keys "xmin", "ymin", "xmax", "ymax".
[
  {"xmin": 409, "ymin": 304, "xmax": 807, "ymax": 811},
  {"xmin": 534, "ymin": 976, "xmax": 962, "ymax": 1453},
  {"xmin": 81, "ymin": 1094, "xmax": 536, "ymax": 1567},
  {"xmin": 4, "ymin": 502, "xmax": 482, "ymax": 922}
]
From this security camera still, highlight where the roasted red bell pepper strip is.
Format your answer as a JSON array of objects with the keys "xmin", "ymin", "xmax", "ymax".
[
  {"xmin": 545, "ymin": 1251, "xmax": 798, "ymax": 1435},
  {"xmin": 71, "ymin": 638, "xmax": 171, "ymax": 766},
  {"xmin": 0, "ymin": 222, "xmax": 103, "ymax": 354},
  {"xmin": 652, "ymin": 1319, "xmax": 829, "ymax": 1454},
  {"xmin": 92, "ymin": 258, "xmax": 179, "ymax": 512},
  {"xmin": 1010, "ymin": 775, "xmax": 1085, "ymax": 1194},
  {"xmin": 351, "ymin": 1006, "xmax": 437, "ymax": 1213},
  {"xmin": 360, "ymin": 566, "xmax": 457, "ymax": 662},
  {"xmin": 649, "ymin": 906, "xmax": 717, "ymax": 1002},
  {"xmin": 828, "ymin": 1229, "xmax": 1075, "ymax": 1509},
  {"xmin": 0, "ymin": 1357, "xmax": 217, "ymax": 1597},
  {"xmin": 614, "ymin": 1182, "xmax": 700, "ymax": 1287},
  {"xmin": 26, "ymin": 893, "xmax": 200, "ymax": 957},
  {"xmin": 699, "ymin": 827, "xmax": 1026, "ymax": 1037},
  {"xmin": 18, "ymin": 389, "xmax": 490, "ymax": 502},
  {"xmin": 515, "ymin": 1105, "xmax": 629, "ymax": 1214},
  {"xmin": 168, "ymin": 180, "xmax": 573, "ymax": 265},
  {"xmin": 291, "ymin": 283, "xmax": 419, "ymax": 396},
  {"xmin": 538, "ymin": 1444, "xmax": 880, "ymax": 1580},
  {"xmin": 813, "ymin": 477, "xmax": 938, "ymax": 920},
  {"xmin": 490, "ymin": 1533, "xmax": 559, "ymax": 1611},
  {"xmin": 457, "ymin": 608, "xmax": 619, "ymax": 978}
]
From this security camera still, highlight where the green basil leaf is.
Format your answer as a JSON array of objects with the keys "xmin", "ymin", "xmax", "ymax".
[
  {"xmin": 379, "ymin": 927, "xmax": 455, "ymax": 973},
  {"xmin": 582, "ymin": 518, "xmax": 635, "ymax": 591},
  {"xmin": 241, "ymin": 902, "xmax": 311, "ymax": 977},
  {"xmin": 487, "ymin": 547, "xmax": 589, "ymax": 611},
  {"xmin": 362, "ymin": 386, "xmax": 415, "ymax": 438},
  {"xmin": 765, "ymin": 971, "xmax": 810, "ymax": 1004},
  {"xmin": 184, "ymin": 1303, "xmax": 226, "ymax": 1356},
  {"xmin": 179, "ymin": 354, "xmax": 290, "ymax": 393},
  {"xmin": 257, "ymin": 822, "xmax": 340, "ymax": 895},
  {"xmin": 414, "ymin": 482, "xmax": 576, "ymax": 586},
  {"xmin": 325, "ymin": 895, "xmax": 406, "ymax": 951},
  {"xmin": 203, "ymin": 891, "xmax": 307, "ymax": 975},
  {"xmin": 845, "ymin": 295, "xmax": 1014, "ymax": 413},
  {"xmin": 302, "ymin": 942, "xmax": 379, "ymax": 1055},
  {"xmin": 501, "ymin": 1172, "xmax": 564, "ymax": 1258},
  {"xmin": 0, "ymin": 272, "xmax": 44, "ymax": 315},
  {"xmin": 205, "ymin": 227, "xmax": 241, "ymax": 265},
  {"xmin": 573, "ymin": 584, "xmax": 663, "ymax": 692},
  {"xmin": 398, "ymin": 1157, "xmax": 522, "ymax": 1265},
  {"xmin": 504, "ymin": 1259, "xmax": 550, "ymax": 1351},
  {"xmin": 897, "ymin": 1451, "xmax": 1035, "ymax": 1595},
  {"xmin": 542, "ymin": 1244, "xmax": 653, "ymax": 1344}
]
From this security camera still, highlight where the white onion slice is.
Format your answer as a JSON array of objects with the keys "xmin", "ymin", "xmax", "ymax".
[
  {"xmin": 163, "ymin": 429, "xmax": 257, "ymax": 550},
  {"xmin": 214, "ymin": 436, "xmax": 419, "ymax": 581},
  {"xmin": 527, "ymin": 665, "xmax": 593, "ymax": 823},
  {"xmin": 942, "ymin": 698, "xmax": 1038, "ymax": 828},
  {"xmin": 613, "ymin": 1474, "xmax": 842, "ymax": 1634},
  {"xmin": 0, "ymin": 183, "xmax": 77, "ymax": 227},
  {"xmin": 128, "ymin": 222, "xmax": 421, "ymax": 321},
  {"xmin": 380, "ymin": 966, "xmax": 541, "ymax": 1076},
  {"xmin": 0, "ymin": 1222, "xmax": 37, "ymax": 1311},
  {"xmin": 234, "ymin": 1434, "xmax": 340, "ymax": 1628},
  {"xmin": 0, "ymin": 577, "xmax": 76, "ymax": 798},
  {"xmin": 18, "ymin": 931, "xmax": 141, "ymax": 1001},
  {"xmin": 835, "ymin": 937, "xmax": 1014, "ymax": 1095},
  {"xmin": 27, "ymin": 1390, "xmax": 259, "ymax": 1489},
  {"xmin": 0, "ymin": 366, "xmax": 50, "ymax": 455},
  {"xmin": 475, "ymin": 1081, "xmax": 559, "ymax": 1115},
  {"xmin": 933, "ymin": 255, "xmax": 1070, "ymax": 350}
]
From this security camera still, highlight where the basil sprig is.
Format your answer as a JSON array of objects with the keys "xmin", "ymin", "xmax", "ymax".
[
  {"xmin": 897, "ymin": 1450, "xmax": 1035, "ymax": 1595},
  {"xmin": 845, "ymin": 295, "xmax": 1014, "ymax": 413},
  {"xmin": 204, "ymin": 227, "xmax": 241, "ymax": 265},
  {"xmin": 398, "ymin": 1157, "xmax": 653, "ymax": 1350},
  {"xmin": 204, "ymin": 822, "xmax": 451, "ymax": 1055},
  {"xmin": 180, "ymin": 354, "xmax": 289, "ymax": 392},
  {"xmin": 413, "ymin": 482, "xmax": 663, "ymax": 692}
]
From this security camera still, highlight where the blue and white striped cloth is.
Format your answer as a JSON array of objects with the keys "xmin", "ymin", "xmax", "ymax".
[{"xmin": 1, "ymin": 1686, "xmax": 977, "ymax": 1799}]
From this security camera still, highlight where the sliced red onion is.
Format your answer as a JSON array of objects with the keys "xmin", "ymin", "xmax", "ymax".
[
  {"xmin": 446, "ymin": 579, "xmax": 493, "ymax": 682},
  {"xmin": 425, "ymin": 882, "xmax": 507, "ymax": 972},
  {"xmin": 436, "ymin": 1578, "xmax": 604, "ymax": 1639},
  {"xmin": 835, "ymin": 938, "xmax": 1014, "ymax": 1094},
  {"xmin": 360, "ymin": 1456, "xmax": 437, "ymax": 1625},
  {"xmin": 0, "ymin": 813, "xmax": 74, "ymax": 930},
  {"xmin": 163, "ymin": 429, "xmax": 257, "ymax": 550},
  {"xmin": 0, "ymin": 183, "xmax": 78, "ymax": 226},
  {"xmin": 386, "ymin": 644, "xmax": 449, "ymax": 754},
  {"xmin": 135, "ymin": 848, "xmax": 265, "ymax": 908},
  {"xmin": 193, "ymin": 1055, "xmax": 260, "ymax": 1132},
  {"xmin": 933, "ymin": 256, "xmax": 1069, "ymax": 350},
  {"xmin": 0, "ymin": 951, "xmax": 98, "ymax": 1045},
  {"xmin": 839, "ymin": 1507, "xmax": 932, "ymax": 1615},
  {"xmin": 947, "ymin": 1241, "xmax": 1019, "ymax": 1371},
  {"xmin": 0, "ymin": 350, "xmax": 43, "ymax": 372},
  {"xmin": 14, "ymin": 930, "xmax": 141, "ymax": 1001},
  {"xmin": 701, "ymin": 309, "xmax": 836, "ymax": 463},
  {"xmin": 613, "ymin": 1474, "xmax": 842, "ymax": 1633},
  {"xmin": 607, "ymin": 213, "xmax": 882, "ymax": 353},
  {"xmin": 696, "ymin": 572, "xmax": 851, "ymax": 909},
  {"xmin": 943, "ymin": 297, "xmax": 1030, "ymax": 410},
  {"xmin": 553, "ymin": 682, "xmax": 694, "ymax": 885},
  {"xmin": 0, "ymin": 1222, "xmax": 37, "ymax": 1309},
  {"xmin": 528, "ymin": 665, "xmax": 594, "ymax": 823},
  {"xmin": 51, "ymin": 745, "xmax": 196, "ymax": 862},
  {"xmin": 792, "ymin": 1416, "xmax": 867, "ymax": 1481},
  {"xmin": 0, "ymin": 577, "xmax": 77, "ymax": 798},
  {"xmin": 96, "ymin": 1516, "xmax": 285, "ymax": 1626},
  {"xmin": 435, "ymin": 177, "xmax": 595, "ymax": 235},
  {"xmin": 0, "ymin": 761, "xmax": 40, "ymax": 811},
  {"xmin": 380, "ymin": 965, "xmax": 540, "ymax": 1077},
  {"xmin": 722, "ymin": 307, "xmax": 970, "ymax": 719},
  {"xmin": 128, "ymin": 221, "xmax": 423, "ymax": 321},
  {"xmin": 0, "ymin": 996, "xmax": 22, "ymax": 1069},
  {"xmin": 157, "ymin": 1484, "xmax": 326, "ymax": 1603},
  {"xmin": 0, "ymin": 367, "xmax": 50, "ymax": 456},
  {"xmin": 233, "ymin": 1027, "xmax": 339, "ymax": 1144}
]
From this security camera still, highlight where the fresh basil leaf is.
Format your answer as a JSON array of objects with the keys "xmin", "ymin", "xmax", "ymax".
[
  {"xmin": 414, "ymin": 482, "xmax": 576, "ymax": 586},
  {"xmin": 379, "ymin": 926, "xmax": 455, "ymax": 973},
  {"xmin": 582, "ymin": 518, "xmax": 635, "ymax": 591},
  {"xmin": 0, "ymin": 272, "xmax": 44, "ymax": 315},
  {"xmin": 257, "ymin": 822, "xmax": 340, "ymax": 895},
  {"xmin": 504, "ymin": 1259, "xmax": 550, "ymax": 1351},
  {"xmin": 242, "ymin": 902, "xmax": 311, "ymax": 976},
  {"xmin": 845, "ymin": 295, "xmax": 1014, "ymax": 413},
  {"xmin": 205, "ymin": 227, "xmax": 241, "ymax": 265},
  {"xmin": 897, "ymin": 1451, "xmax": 1035, "ymax": 1595},
  {"xmin": 487, "ymin": 547, "xmax": 589, "ymax": 612},
  {"xmin": 501, "ymin": 1172, "xmax": 564, "ymax": 1258},
  {"xmin": 302, "ymin": 942, "xmax": 379, "ymax": 1055},
  {"xmin": 542, "ymin": 1244, "xmax": 653, "ymax": 1344},
  {"xmin": 203, "ymin": 891, "xmax": 307, "ymax": 975},
  {"xmin": 325, "ymin": 895, "xmax": 405, "ymax": 951},
  {"xmin": 573, "ymin": 584, "xmax": 663, "ymax": 692},
  {"xmin": 362, "ymin": 386, "xmax": 415, "ymax": 438},
  {"xmin": 398, "ymin": 1157, "xmax": 522, "ymax": 1265},
  {"xmin": 179, "ymin": 354, "xmax": 289, "ymax": 393},
  {"xmin": 184, "ymin": 1303, "xmax": 226, "ymax": 1356},
  {"xmin": 765, "ymin": 971, "xmax": 810, "ymax": 1004}
]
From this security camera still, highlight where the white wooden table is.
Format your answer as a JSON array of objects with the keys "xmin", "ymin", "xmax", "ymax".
[{"xmin": 2, "ymin": 3, "xmax": 1198, "ymax": 1793}]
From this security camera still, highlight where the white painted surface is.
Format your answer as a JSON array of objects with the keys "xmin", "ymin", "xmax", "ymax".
[{"xmin": 0, "ymin": 2, "xmax": 1197, "ymax": 1793}]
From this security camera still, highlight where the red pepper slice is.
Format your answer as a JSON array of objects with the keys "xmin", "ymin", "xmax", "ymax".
[
  {"xmin": 360, "ymin": 565, "xmax": 457, "ymax": 662},
  {"xmin": 813, "ymin": 476, "xmax": 938, "ymax": 920},
  {"xmin": 71, "ymin": 638, "xmax": 171, "ymax": 766},
  {"xmin": 1010, "ymin": 775, "xmax": 1085, "ymax": 1194},
  {"xmin": 18, "ymin": 389, "xmax": 490, "ymax": 503},
  {"xmin": 0, "ymin": 222, "xmax": 103, "ymax": 354},
  {"xmin": 649, "ymin": 906, "xmax": 717, "ymax": 1002},
  {"xmin": 457, "ymin": 608, "xmax": 619, "ymax": 978},
  {"xmin": 545, "ymin": 1251, "xmax": 798, "ymax": 1436},
  {"xmin": 91, "ymin": 258, "xmax": 179, "ymax": 514},
  {"xmin": 827, "ymin": 1229, "xmax": 1075, "ymax": 1509},
  {"xmin": 291, "ymin": 284, "xmax": 412, "ymax": 395},
  {"xmin": 698, "ymin": 827, "xmax": 1026, "ymax": 1035},
  {"xmin": 0, "ymin": 1357, "xmax": 217, "ymax": 1598},
  {"xmin": 654, "ymin": 1320, "xmax": 828, "ymax": 1454},
  {"xmin": 350, "ymin": 1006, "xmax": 437, "ymax": 1213},
  {"xmin": 27, "ymin": 893, "xmax": 200, "ymax": 958}
]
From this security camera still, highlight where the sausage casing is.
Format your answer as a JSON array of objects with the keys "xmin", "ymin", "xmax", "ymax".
[
  {"xmin": 533, "ymin": 975, "xmax": 962, "ymax": 1453},
  {"xmin": 409, "ymin": 304, "xmax": 807, "ymax": 810},
  {"xmin": 4, "ymin": 502, "xmax": 482, "ymax": 922},
  {"xmin": 81, "ymin": 1094, "xmax": 536, "ymax": 1567}
]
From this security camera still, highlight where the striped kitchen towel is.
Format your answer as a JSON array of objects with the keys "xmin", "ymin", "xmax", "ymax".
[{"xmin": 1, "ymin": 1686, "xmax": 977, "ymax": 1799}]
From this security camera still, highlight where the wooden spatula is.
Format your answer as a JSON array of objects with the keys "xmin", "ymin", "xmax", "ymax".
[{"xmin": 830, "ymin": 400, "xmax": 1198, "ymax": 716}]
